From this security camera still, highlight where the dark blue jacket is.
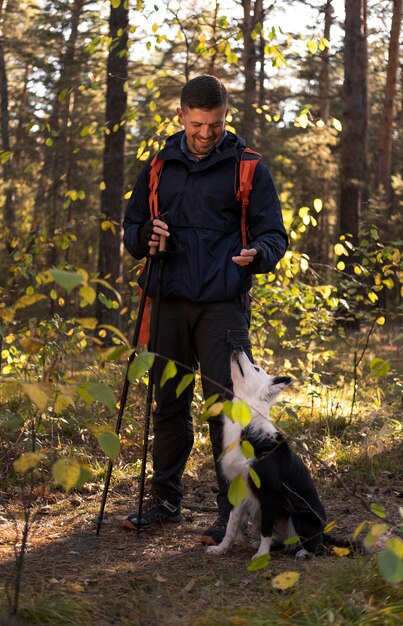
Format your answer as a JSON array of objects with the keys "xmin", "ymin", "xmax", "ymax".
[{"xmin": 123, "ymin": 130, "xmax": 288, "ymax": 301}]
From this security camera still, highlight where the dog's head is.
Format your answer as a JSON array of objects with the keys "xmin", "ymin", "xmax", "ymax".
[{"xmin": 231, "ymin": 347, "xmax": 293, "ymax": 410}]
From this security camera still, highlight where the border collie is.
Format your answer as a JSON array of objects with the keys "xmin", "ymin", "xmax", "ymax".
[{"xmin": 207, "ymin": 347, "xmax": 328, "ymax": 560}]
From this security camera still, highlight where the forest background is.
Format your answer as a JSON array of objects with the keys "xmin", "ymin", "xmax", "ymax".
[{"xmin": 0, "ymin": 1, "xmax": 402, "ymax": 625}]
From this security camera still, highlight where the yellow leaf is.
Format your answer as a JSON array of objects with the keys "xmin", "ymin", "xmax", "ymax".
[
  {"xmin": 99, "ymin": 181, "xmax": 106, "ymax": 190},
  {"xmin": 13, "ymin": 452, "xmax": 43, "ymax": 473},
  {"xmin": 152, "ymin": 22, "xmax": 158, "ymax": 32},
  {"xmin": 22, "ymin": 383, "xmax": 51, "ymax": 411},
  {"xmin": 376, "ymin": 317, "xmax": 385, "ymax": 325},
  {"xmin": 313, "ymin": 198, "xmax": 323, "ymax": 213},
  {"xmin": 54, "ymin": 393, "xmax": 75, "ymax": 414},
  {"xmin": 79, "ymin": 285, "xmax": 96, "ymax": 305},
  {"xmin": 52, "ymin": 458, "xmax": 81, "ymax": 492},
  {"xmin": 336, "ymin": 261, "xmax": 345, "ymax": 271},
  {"xmin": 332, "ymin": 546, "xmax": 350, "ymax": 557},
  {"xmin": 324, "ymin": 520, "xmax": 337, "ymax": 534},
  {"xmin": 271, "ymin": 571, "xmax": 300, "ymax": 590},
  {"xmin": 368, "ymin": 291, "xmax": 378, "ymax": 304},
  {"xmin": 332, "ymin": 117, "xmax": 342, "ymax": 132},
  {"xmin": 74, "ymin": 317, "xmax": 98, "ymax": 329},
  {"xmin": 19, "ymin": 337, "xmax": 45, "ymax": 354}
]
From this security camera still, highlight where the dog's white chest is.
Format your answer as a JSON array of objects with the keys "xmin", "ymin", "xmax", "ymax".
[{"xmin": 221, "ymin": 417, "xmax": 250, "ymax": 481}]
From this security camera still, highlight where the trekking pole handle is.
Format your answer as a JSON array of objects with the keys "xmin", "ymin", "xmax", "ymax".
[{"xmin": 150, "ymin": 212, "xmax": 168, "ymax": 254}]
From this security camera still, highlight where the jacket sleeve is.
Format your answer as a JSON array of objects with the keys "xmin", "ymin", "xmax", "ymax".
[
  {"xmin": 122, "ymin": 159, "xmax": 153, "ymax": 259},
  {"xmin": 245, "ymin": 160, "xmax": 288, "ymax": 274}
]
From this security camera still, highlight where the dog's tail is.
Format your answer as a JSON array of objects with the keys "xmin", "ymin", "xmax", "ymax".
[{"xmin": 323, "ymin": 534, "xmax": 365, "ymax": 555}]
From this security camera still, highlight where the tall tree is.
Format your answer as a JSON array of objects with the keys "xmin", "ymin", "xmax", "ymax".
[
  {"xmin": 339, "ymin": 0, "xmax": 368, "ymax": 241},
  {"xmin": 318, "ymin": 0, "xmax": 333, "ymax": 121},
  {"xmin": 376, "ymin": 0, "xmax": 402, "ymax": 202},
  {"xmin": 96, "ymin": 0, "xmax": 129, "ymax": 327},
  {"xmin": 240, "ymin": 0, "xmax": 263, "ymax": 145},
  {"xmin": 0, "ymin": 0, "xmax": 16, "ymax": 248}
]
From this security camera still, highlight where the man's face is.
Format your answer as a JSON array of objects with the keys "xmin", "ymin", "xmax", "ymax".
[{"xmin": 177, "ymin": 105, "xmax": 227, "ymax": 157}]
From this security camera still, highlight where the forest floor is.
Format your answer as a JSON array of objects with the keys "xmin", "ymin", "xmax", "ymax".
[
  {"xmin": 0, "ymin": 333, "xmax": 402, "ymax": 626},
  {"xmin": 0, "ymin": 416, "xmax": 402, "ymax": 626}
]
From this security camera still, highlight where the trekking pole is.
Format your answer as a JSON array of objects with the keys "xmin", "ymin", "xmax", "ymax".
[
  {"xmin": 136, "ymin": 232, "xmax": 166, "ymax": 531},
  {"xmin": 95, "ymin": 251, "xmax": 156, "ymax": 536}
]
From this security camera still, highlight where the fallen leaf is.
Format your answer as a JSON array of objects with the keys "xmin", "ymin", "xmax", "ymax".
[{"xmin": 271, "ymin": 571, "xmax": 300, "ymax": 590}]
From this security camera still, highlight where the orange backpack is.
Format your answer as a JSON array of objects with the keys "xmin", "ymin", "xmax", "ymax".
[{"xmin": 148, "ymin": 147, "xmax": 261, "ymax": 247}]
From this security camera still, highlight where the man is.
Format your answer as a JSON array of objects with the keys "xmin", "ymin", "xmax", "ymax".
[{"xmin": 122, "ymin": 75, "xmax": 288, "ymax": 546}]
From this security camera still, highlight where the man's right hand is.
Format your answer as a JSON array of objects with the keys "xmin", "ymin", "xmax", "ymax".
[{"xmin": 139, "ymin": 218, "xmax": 170, "ymax": 250}]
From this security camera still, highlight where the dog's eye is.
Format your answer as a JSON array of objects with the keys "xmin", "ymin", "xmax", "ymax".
[{"xmin": 254, "ymin": 366, "xmax": 260, "ymax": 372}]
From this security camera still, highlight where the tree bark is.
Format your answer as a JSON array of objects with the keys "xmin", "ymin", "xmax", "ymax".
[
  {"xmin": 339, "ymin": 0, "xmax": 368, "ymax": 241},
  {"xmin": 376, "ymin": 0, "xmax": 402, "ymax": 201},
  {"xmin": 96, "ymin": 0, "xmax": 128, "ymax": 328},
  {"xmin": 240, "ymin": 0, "xmax": 263, "ymax": 146},
  {"xmin": 318, "ymin": 0, "xmax": 333, "ymax": 121},
  {"xmin": 0, "ymin": 0, "xmax": 16, "ymax": 247}
]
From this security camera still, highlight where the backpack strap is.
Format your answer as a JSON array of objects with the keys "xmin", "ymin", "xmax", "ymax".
[
  {"xmin": 148, "ymin": 155, "xmax": 164, "ymax": 219},
  {"xmin": 236, "ymin": 148, "xmax": 261, "ymax": 247}
]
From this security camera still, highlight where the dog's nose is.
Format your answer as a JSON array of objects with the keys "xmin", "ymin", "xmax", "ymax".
[
  {"xmin": 274, "ymin": 431, "xmax": 283, "ymax": 442},
  {"xmin": 272, "ymin": 376, "xmax": 293, "ymax": 386},
  {"xmin": 231, "ymin": 346, "xmax": 244, "ymax": 359}
]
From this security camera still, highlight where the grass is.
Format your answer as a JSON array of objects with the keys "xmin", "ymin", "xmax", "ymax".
[{"xmin": 0, "ymin": 336, "xmax": 401, "ymax": 626}]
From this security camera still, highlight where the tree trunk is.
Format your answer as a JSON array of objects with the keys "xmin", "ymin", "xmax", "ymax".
[
  {"xmin": 31, "ymin": 0, "xmax": 85, "ymax": 272},
  {"xmin": 96, "ymin": 0, "xmax": 128, "ymax": 328},
  {"xmin": 240, "ymin": 0, "xmax": 263, "ymax": 146},
  {"xmin": 318, "ymin": 0, "xmax": 333, "ymax": 121},
  {"xmin": 376, "ymin": 0, "xmax": 402, "ymax": 202},
  {"xmin": 339, "ymin": 0, "xmax": 368, "ymax": 241},
  {"xmin": 0, "ymin": 0, "xmax": 15, "ymax": 248}
]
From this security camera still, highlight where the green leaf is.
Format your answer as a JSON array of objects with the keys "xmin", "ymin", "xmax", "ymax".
[
  {"xmin": 228, "ymin": 475, "xmax": 248, "ymax": 506},
  {"xmin": 232, "ymin": 400, "xmax": 252, "ymax": 427},
  {"xmin": 160, "ymin": 360, "xmax": 177, "ymax": 388},
  {"xmin": 377, "ymin": 538, "xmax": 403, "ymax": 584},
  {"xmin": 97, "ymin": 430, "xmax": 120, "ymax": 460},
  {"xmin": 249, "ymin": 467, "xmax": 261, "ymax": 488},
  {"xmin": 223, "ymin": 400, "xmax": 233, "ymax": 420},
  {"xmin": 284, "ymin": 535, "xmax": 300, "ymax": 545},
  {"xmin": 364, "ymin": 523, "xmax": 388, "ymax": 549},
  {"xmin": 86, "ymin": 383, "xmax": 116, "ymax": 412},
  {"xmin": 14, "ymin": 452, "xmax": 43, "ymax": 473},
  {"xmin": 52, "ymin": 458, "xmax": 81, "ymax": 492},
  {"xmin": 370, "ymin": 358, "xmax": 390, "ymax": 378},
  {"xmin": 0, "ymin": 412, "xmax": 24, "ymax": 430},
  {"xmin": 370, "ymin": 502, "xmax": 387, "ymax": 519},
  {"xmin": 247, "ymin": 553, "xmax": 271, "ymax": 571},
  {"xmin": 75, "ymin": 463, "xmax": 93, "ymax": 489},
  {"xmin": 128, "ymin": 351, "xmax": 155, "ymax": 381},
  {"xmin": 50, "ymin": 268, "xmax": 85, "ymax": 293},
  {"xmin": 241, "ymin": 440, "xmax": 255, "ymax": 459},
  {"xmin": 176, "ymin": 373, "xmax": 194, "ymax": 398}
]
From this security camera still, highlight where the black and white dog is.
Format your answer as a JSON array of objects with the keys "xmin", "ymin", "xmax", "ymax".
[{"xmin": 207, "ymin": 347, "xmax": 328, "ymax": 560}]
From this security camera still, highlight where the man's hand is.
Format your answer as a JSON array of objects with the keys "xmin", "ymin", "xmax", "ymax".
[
  {"xmin": 148, "ymin": 218, "xmax": 170, "ymax": 250},
  {"xmin": 232, "ymin": 248, "xmax": 259, "ymax": 267},
  {"xmin": 139, "ymin": 218, "xmax": 170, "ymax": 250}
]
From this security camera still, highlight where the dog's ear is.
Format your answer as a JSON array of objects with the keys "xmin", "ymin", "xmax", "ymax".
[{"xmin": 263, "ymin": 376, "xmax": 293, "ymax": 402}]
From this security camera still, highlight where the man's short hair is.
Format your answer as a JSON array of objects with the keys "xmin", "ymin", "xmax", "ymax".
[{"xmin": 180, "ymin": 75, "xmax": 228, "ymax": 110}]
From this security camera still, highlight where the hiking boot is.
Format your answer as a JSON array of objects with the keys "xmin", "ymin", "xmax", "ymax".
[
  {"xmin": 122, "ymin": 499, "xmax": 182, "ymax": 531},
  {"xmin": 200, "ymin": 515, "xmax": 228, "ymax": 546}
]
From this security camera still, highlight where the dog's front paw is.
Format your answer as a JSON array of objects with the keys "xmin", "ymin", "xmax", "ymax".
[
  {"xmin": 206, "ymin": 545, "xmax": 227, "ymax": 556},
  {"xmin": 295, "ymin": 548, "xmax": 311, "ymax": 559}
]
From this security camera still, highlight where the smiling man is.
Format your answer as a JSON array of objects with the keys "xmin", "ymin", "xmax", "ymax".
[{"xmin": 122, "ymin": 75, "xmax": 288, "ymax": 546}]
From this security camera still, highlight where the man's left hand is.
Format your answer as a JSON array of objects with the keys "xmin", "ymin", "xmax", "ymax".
[{"xmin": 232, "ymin": 248, "xmax": 259, "ymax": 267}]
